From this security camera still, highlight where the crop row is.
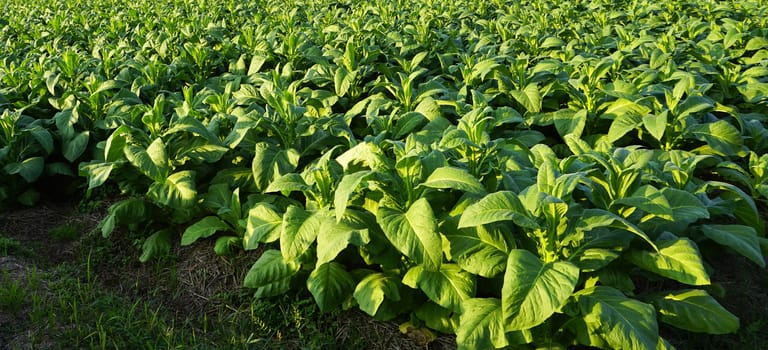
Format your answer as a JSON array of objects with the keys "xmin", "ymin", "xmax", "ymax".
[{"xmin": 1, "ymin": 0, "xmax": 767, "ymax": 348}]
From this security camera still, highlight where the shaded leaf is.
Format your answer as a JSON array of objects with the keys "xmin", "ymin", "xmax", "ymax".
[
  {"xmin": 701, "ymin": 225, "xmax": 765, "ymax": 267},
  {"xmin": 626, "ymin": 236, "xmax": 710, "ymax": 285},
  {"xmin": 308, "ymin": 262, "xmax": 356, "ymax": 313},
  {"xmin": 575, "ymin": 286, "xmax": 659, "ymax": 350},
  {"xmin": 646, "ymin": 289, "xmax": 739, "ymax": 334},
  {"xmin": 244, "ymin": 250, "xmax": 300, "ymax": 298},
  {"xmin": 147, "ymin": 170, "xmax": 197, "ymax": 208},
  {"xmin": 402, "ymin": 264, "xmax": 475, "ymax": 312}
]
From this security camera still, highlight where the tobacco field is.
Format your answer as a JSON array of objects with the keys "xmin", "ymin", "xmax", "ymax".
[{"xmin": 1, "ymin": 0, "xmax": 767, "ymax": 348}]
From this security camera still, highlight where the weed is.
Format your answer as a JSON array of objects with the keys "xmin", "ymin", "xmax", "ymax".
[
  {"xmin": 0, "ymin": 271, "xmax": 26, "ymax": 314},
  {"xmin": 0, "ymin": 234, "xmax": 29, "ymax": 257},
  {"xmin": 49, "ymin": 223, "xmax": 82, "ymax": 241}
]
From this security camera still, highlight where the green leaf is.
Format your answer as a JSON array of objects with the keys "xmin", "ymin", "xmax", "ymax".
[
  {"xmin": 244, "ymin": 250, "xmax": 300, "ymax": 299},
  {"xmin": 265, "ymin": 173, "xmax": 309, "ymax": 193},
  {"xmin": 458, "ymin": 191, "xmax": 538, "ymax": 229},
  {"xmin": 4, "ymin": 157, "xmax": 44, "ymax": 182},
  {"xmin": 701, "ymin": 225, "xmax": 765, "ymax": 267},
  {"xmin": 607, "ymin": 112, "xmax": 642, "ymax": 143},
  {"xmin": 502, "ymin": 250, "xmax": 579, "ymax": 331},
  {"xmin": 688, "ymin": 120, "xmax": 743, "ymax": 156},
  {"xmin": 393, "ymin": 111, "xmax": 428, "ymax": 139},
  {"xmin": 445, "ymin": 224, "xmax": 509, "ymax": 278},
  {"xmin": 317, "ymin": 214, "xmax": 370, "ymax": 265},
  {"xmin": 402, "ymin": 264, "xmax": 475, "ymax": 312},
  {"xmin": 377, "ymin": 198, "xmax": 442, "ymax": 270},
  {"xmin": 30, "ymin": 128, "xmax": 53, "ymax": 154},
  {"xmin": 181, "ymin": 216, "xmax": 231, "ymax": 246},
  {"xmin": 307, "ymin": 262, "xmax": 356, "ymax": 313},
  {"xmin": 147, "ymin": 170, "xmax": 197, "ymax": 208},
  {"xmin": 705, "ymin": 181, "xmax": 762, "ymax": 235},
  {"xmin": 336, "ymin": 142, "xmax": 388, "ymax": 171},
  {"xmin": 662, "ymin": 188, "xmax": 710, "ymax": 222},
  {"xmin": 244, "ymin": 204, "xmax": 283, "ymax": 249},
  {"xmin": 613, "ymin": 185, "xmax": 674, "ymax": 221},
  {"xmin": 419, "ymin": 166, "xmax": 486, "ymax": 194},
  {"xmin": 554, "ymin": 108, "xmax": 587, "ymax": 138},
  {"xmin": 63, "ymin": 131, "xmax": 89, "ymax": 162},
  {"xmin": 214, "ymin": 236, "xmax": 240, "ymax": 255},
  {"xmin": 105, "ymin": 125, "xmax": 130, "ymax": 162},
  {"xmin": 140, "ymin": 230, "xmax": 173, "ymax": 262},
  {"xmin": 252, "ymin": 142, "xmax": 300, "ymax": 192},
  {"xmin": 101, "ymin": 198, "xmax": 147, "ymax": 237},
  {"xmin": 642, "ymin": 112, "xmax": 667, "ymax": 142},
  {"xmin": 281, "ymin": 206, "xmax": 326, "ymax": 261},
  {"xmin": 647, "ymin": 289, "xmax": 739, "ymax": 334},
  {"xmin": 456, "ymin": 298, "xmax": 510, "ymax": 350},
  {"xmin": 676, "ymin": 95, "xmax": 713, "ymax": 119},
  {"xmin": 163, "ymin": 115, "xmax": 222, "ymax": 145},
  {"xmin": 575, "ymin": 286, "xmax": 659, "ymax": 350},
  {"xmin": 510, "ymin": 83, "xmax": 542, "ymax": 113},
  {"xmin": 414, "ymin": 302, "xmax": 459, "ymax": 334},
  {"xmin": 572, "ymin": 230, "xmax": 633, "ymax": 271},
  {"xmin": 125, "ymin": 137, "xmax": 169, "ymax": 182},
  {"xmin": 745, "ymin": 36, "xmax": 768, "ymax": 50},
  {"xmin": 334, "ymin": 170, "xmax": 372, "ymax": 221},
  {"xmin": 80, "ymin": 162, "xmax": 116, "ymax": 190},
  {"xmin": 626, "ymin": 236, "xmax": 710, "ymax": 285},
  {"xmin": 16, "ymin": 189, "xmax": 39, "ymax": 206},
  {"xmin": 354, "ymin": 272, "xmax": 402, "ymax": 320}
]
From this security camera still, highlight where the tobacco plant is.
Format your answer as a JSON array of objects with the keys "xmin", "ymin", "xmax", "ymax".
[{"xmin": 2, "ymin": 0, "xmax": 767, "ymax": 348}]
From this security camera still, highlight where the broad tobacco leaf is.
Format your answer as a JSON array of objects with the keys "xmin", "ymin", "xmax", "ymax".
[
  {"xmin": 316, "ymin": 212, "xmax": 370, "ymax": 265},
  {"xmin": 125, "ymin": 137, "xmax": 169, "ymax": 182},
  {"xmin": 147, "ymin": 170, "xmax": 197, "ymax": 208},
  {"xmin": 140, "ymin": 229, "xmax": 173, "ymax": 262},
  {"xmin": 353, "ymin": 272, "xmax": 403, "ymax": 321},
  {"xmin": 4, "ymin": 157, "xmax": 44, "ymax": 182},
  {"xmin": 700, "ymin": 224, "xmax": 765, "ymax": 267},
  {"xmin": 419, "ymin": 166, "xmax": 486, "ymax": 194},
  {"xmin": 661, "ymin": 187, "xmax": 710, "ymax": 223},
  {"xmin": 646, "ymin": 289, "xmax": 739, "ymax": 334},
  {"xmin": 444, "ymin": 223, "xmax": 509, "ymax": 278},
  {"xmin": 251, "ymin": 141, "xmax": 300, "ymax": 192},
  {"xmin": 62, "ymin": 130, "xmax": 89, "ymax": 162},
  {"xmin": 244, "ymin": 203, "xmax": 283, "ymax": 249},
  {"xmin": 456, "ymin": 298, "xmax": 511, "ymax": 350},
  {"xmin": 402, "ymin": 264, "xmax": 475, "ymax": 312},
  {"xmin": 244, "ymin": 249, "xmax": 300, "ymax": 299},
  {"xmin": 280, "ymin": 206, "xmax": 328, "ymax": 262},
  {"xmin": 574, "ymin": 286, "xmax": 659, "ymax": 350},
  {"xmin": 414, "ymin": 302, "xmax": 459, "ymax": 334},
  {"xmin": 307, "ymin": 262, "xmax": 356, "ymax": 313},
  {"xmin": 377, "ymin": 198, "xmax": 442, "ymax": 270},
  {"xmin": 626, "ymin": 235, "xmax": 710, "ymax": 285},
  {"xmin": 502, "ymin": 250, "xmax": 579, "ymax": 331},
  {"xmin": 181, "ymin": 216, "xmax": 231, "ymax": 246},
  {"xmin": 458, "ymin": 191, "xmax": 538, "ymax": 230},
  {"xmin": 334, "ymin": 170, "xmax": 372, "ymax": 221},
  {"xmin": 101, "ymin": 197, "xmax": 148, "ymax": 237}
]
